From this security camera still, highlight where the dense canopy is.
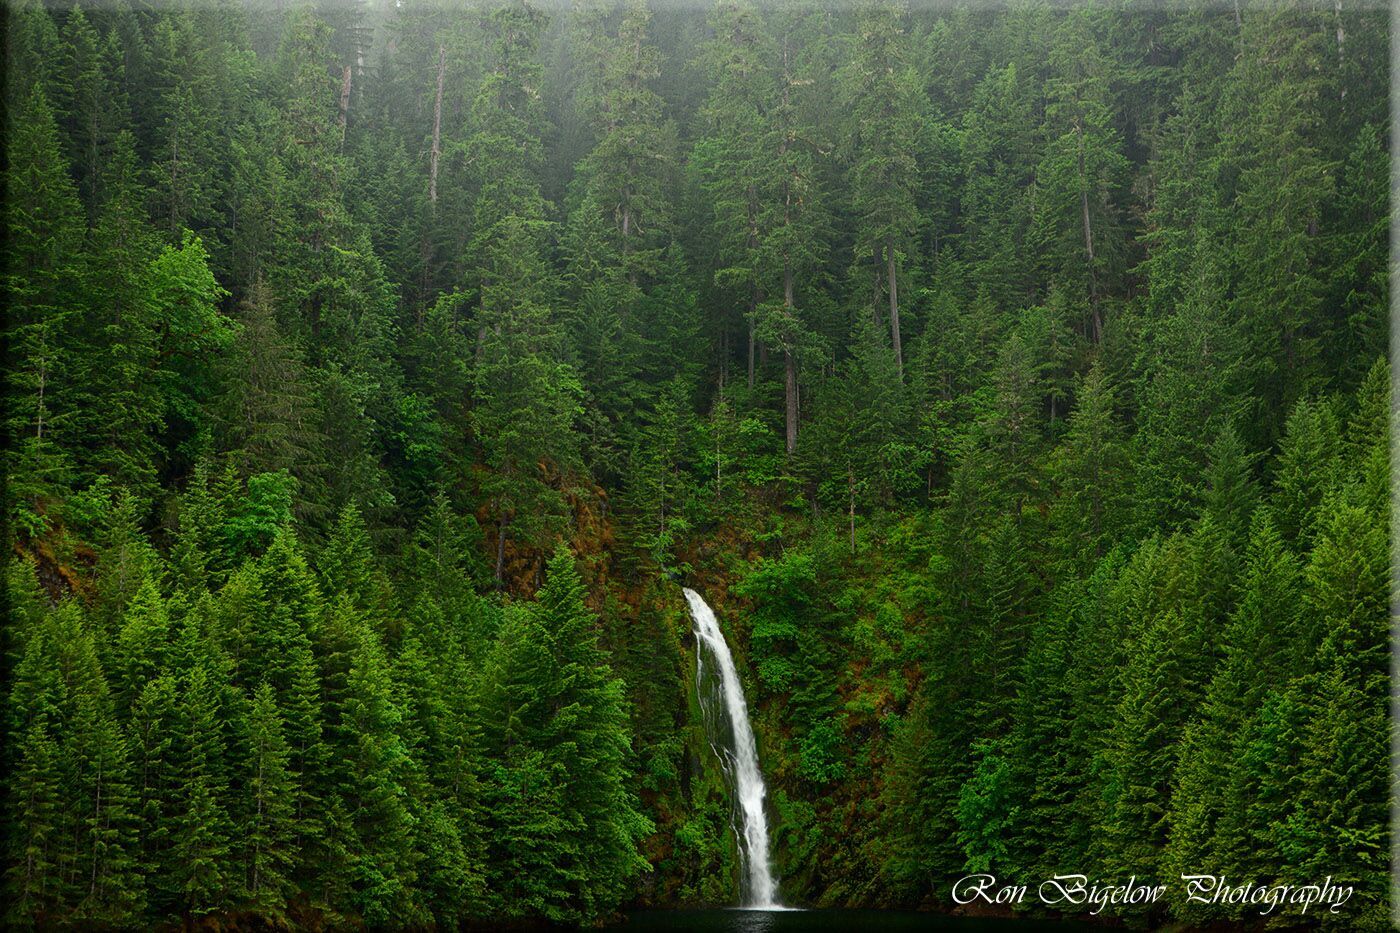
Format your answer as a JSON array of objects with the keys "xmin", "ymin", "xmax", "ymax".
[{"xmin": 2, "ymin": 0, "xmax": 1390, "ymax": 928}]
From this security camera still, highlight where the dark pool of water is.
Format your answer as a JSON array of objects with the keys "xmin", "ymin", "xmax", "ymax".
[{"xmin": 615, "ymin": 909, "xmax": 1092, "ymax": 932}]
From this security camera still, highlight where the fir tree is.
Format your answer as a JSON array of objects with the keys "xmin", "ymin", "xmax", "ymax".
[{"xmin": 240, "ymin": 682, "xmax": 298, "ymax": 912}]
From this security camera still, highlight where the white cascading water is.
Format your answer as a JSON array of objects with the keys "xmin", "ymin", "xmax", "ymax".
[{"xmin": 684, "ymin": 587, "xmax": 781, "ymax": 910}]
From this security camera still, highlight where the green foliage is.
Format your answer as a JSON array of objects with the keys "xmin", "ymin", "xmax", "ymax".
[
  {"xmin": 955, "ymin": 738, "xmax": 1020, "ymax": 875},
  {"xmin": 478, "ymin": 548, "xmax": 652, "ymax": 922},
  {"xmin": 1, "ymin": 1, "xmax": 1388, "ymax": 925},
  {"xmin": 239, "ymin": 682, "xmax": 298, "ymax": 912}
]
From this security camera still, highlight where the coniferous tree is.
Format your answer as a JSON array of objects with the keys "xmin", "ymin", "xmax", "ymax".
[
  {"xmin": 841, "ymin": 0, "xmax": 926, "ymax": 377},
  {"xmin": 1166, "ymin": 512, "xmax": 1301, "ymax": 901},
  {"xmin": 333, "ymin": 621, "xmax": 420, "ymax": 924},
  {"xmin": 1031, "ymin": 8, "xmax": 1129, "ymax": 341},
  {"xmin": 1218, "ymin": 6, "xmax": 1335, "ymax": 440},
  {"xmin": 479, "ymin": 548, "xmax": 651, "ymax": 921},
  {"xmin": 240, "ymin": 682, "xmax": 298, "ymax": 912},
  {"xmin": 1047, "ymin": 361, "xmax": 1129, "ymax": 572},
  {"xmin": 1133, "ymin": 232, "xmax": 1252, "ymax": 532},
  {"xmin": 473, "ymin": 217, "xmax": 582, "ymax": 584},
  {"xmin": 572, "ymin": 0, "xmax": 675, "ymax": 287},
  {"xmin": 958, "ymin": 62, "xmax": 1039, "ymax": 313},
  {"xmin": 693, "ymin": 0, "xmax": 770, "ymax": 392},
  {"xmin": 217, "ymin": 280, "xmax": 319, "ymax": 482},
  {"xmin": 5, "ymin": 85, "xmax": 86, "ymax": 533},
  {"xmin": 170, "ymin": 664, "xmax": 233, "ymax": 919}
]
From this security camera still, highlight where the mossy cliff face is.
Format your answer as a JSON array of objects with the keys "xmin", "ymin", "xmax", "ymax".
[
  {"xmin": 613, "ymin": 514, "xmax": 919, "ymax": 911},
  {"xmin": 611, "ymin": 577, "xmax": 740, "ymax": 908}
]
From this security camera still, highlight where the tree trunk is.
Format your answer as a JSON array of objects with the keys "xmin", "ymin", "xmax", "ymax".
[
  {"xmin": 1077, "ymin": 118, "xmax": 1102, "ymax": 343},
  {"xmin": 251, "ymin": 758, "xmax": 264, "ymax": 894},
  {"xmin": 784, "ymin": 350, "xmax": 797, "ymax": 455},
  {"xmin": 170, "ymin": 132, "xmax": 180, "ymax": 235},
  {"xmin": 715, "ymin": 414, "xmax": 722, "ymax": 498},
  {"xmin": 746, "ymin": 289, "xmax": 757, "ymax": 389},
  {"xmin": 87, "ymin": 110, "xmax": 99, "ymax": 220},
  {"xmin": 417, "ymin": 233, "xmax": 432, "ymax": 326},
  {"xmin": 887, "ymin": 237, "xmax": 903, "ymax": 378},
  {"xmin": 872, "ymin": 244, "xmax": 883, "ymax": 326},
  {"xmin": 784, "ymin": 263, "xmax": 798, "ymax": 455},
  {"xmin": 1335, "ymin": 0, "xmax": 1346, "ymax": 99},
  {"xmin": 719, "ymin": 328, "xmax": 728, "ymax": 392},
  {"xmin": 338, "ymin": 65, "xmax": 353, "ymax": 146},
  {"xmin": 429, "ymin": 44, "xmax": 446, "ymax": 205},
  {"xmin": 494, "ymin": 516, "xmax": 509, "ymax": 586},
  {"xmin": 34, "ymin": 360, "xmax": 46, "ymax": 439},
  {"xmin": 744, "ymin": 216, "xmax": 759, "ymax": 387},
  {"xmin": 90, "ymin": 773, "xmax": 103, "ymax": 896},
  {"xmin": 622, "ymin": 193, "xmax": 636, "ymax": 288},
  {"xmin": 848, "ymin": 468, "xmax": 856, "ymax": 554}
]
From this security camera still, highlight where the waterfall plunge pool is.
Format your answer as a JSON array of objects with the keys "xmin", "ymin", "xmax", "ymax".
[{"xmin": 616, "ymin": 909, "xmax": 1094, "ymax": 931}]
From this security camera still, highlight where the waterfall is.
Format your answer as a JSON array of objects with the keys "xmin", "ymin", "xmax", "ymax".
[{"xmin": 684, "ymin": 587, "xmax": 781, "ymax": 910}]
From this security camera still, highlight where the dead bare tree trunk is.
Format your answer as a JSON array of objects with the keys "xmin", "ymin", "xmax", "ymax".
[
  {"xmin": 887, "ymin": 237, "xmax": 903, "ymax": 378},
  {"xmin": 429, "ymin": 44, "xmax": 446, "ymax": 205},
  {"xmin": 1077, "ymin": 117, "xmax": 1102, "ymax": 343},
  {"xmin": 338, "ymin": 65, "xmax": 352, "ymax": 146},
  {"xmin": 1335, "ymin": 0, "xmax": 1346, "ymax": 99}
]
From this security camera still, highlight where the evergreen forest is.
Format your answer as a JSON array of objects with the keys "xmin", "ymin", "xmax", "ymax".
[{"xmin": 2, "ymin": 0, "xmax": 1392, "ymax": 928}]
